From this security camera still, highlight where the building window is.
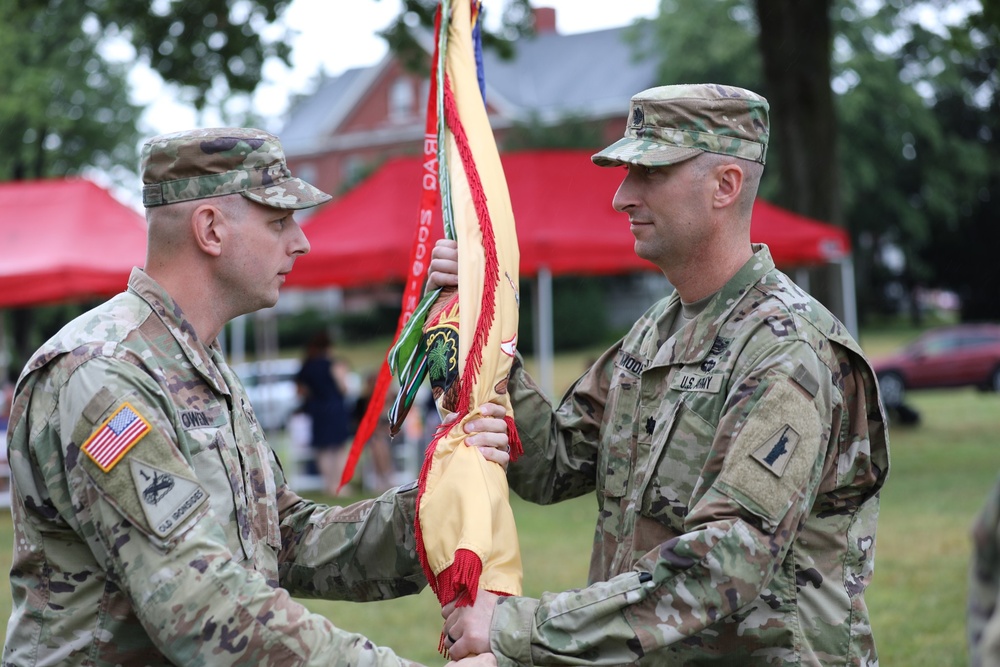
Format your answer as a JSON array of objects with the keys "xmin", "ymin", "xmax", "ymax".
[{"xmin": 389, "ymin": 77, "xmax": 414, "ymax": 122}]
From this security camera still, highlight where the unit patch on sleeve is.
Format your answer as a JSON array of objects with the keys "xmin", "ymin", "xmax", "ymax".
[
  {"xmin": 82, "ymin": 402, "xmax": 152, "ymax": 472},
  {"xmin": 717, "ymin": 378, "xmax": 822, "ymax": 525},
  {"xmin": 751, "ymin": 424, "xmax": 801, "ymax": 477},
  {"xmin": 130, "ymin": 459, "xmax": 208, "ymax": 538}
]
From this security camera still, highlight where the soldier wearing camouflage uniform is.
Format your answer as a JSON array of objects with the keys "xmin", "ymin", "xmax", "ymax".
[
  {"xmin": 437, "ymin": 85, "xmax": 890, "ymax": 665},
  {"xmin": 3, "ymin": 128, "xmax": 512, "ymax": 666},
  {"xmin": 969, "ymin": 474, "xmax": 1000, "ymax": 666}
]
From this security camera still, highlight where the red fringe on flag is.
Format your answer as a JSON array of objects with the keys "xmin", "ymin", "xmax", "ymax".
[
  {"xmin": 505, "ymin": 414, "xmax": 523, "ymax": 462},
  {"xmin": 441, "ymin": 74, "xmax": 500, "ymax": 417},
  {"xmin": 414, "ymin": 419, "xmax": 492, "ymax": 617},
  {"xmin": 414, "ymin": 412, "xmax": 517, "ymax": 657}
]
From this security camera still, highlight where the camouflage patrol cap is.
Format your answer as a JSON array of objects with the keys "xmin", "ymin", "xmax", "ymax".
[
  {"xmin": 140, "ymin": 127, "xmax": 332, "ymax": 209},
  {"xmin": 592, "ymin": 84, "xmax": 769, "ymax": 168}
]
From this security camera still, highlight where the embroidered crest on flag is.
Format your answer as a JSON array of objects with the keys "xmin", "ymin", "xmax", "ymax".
[
  {"xmin": 425, "ymin": 294, "xmax": 461, "ymax": 403},
  {"xmin": 82, "ymin": 402, "xmax": 151, "ymax": 472}
]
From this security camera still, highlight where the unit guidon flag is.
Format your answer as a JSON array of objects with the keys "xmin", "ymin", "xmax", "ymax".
[
  {"xmin": 412, "ymin": 0, "xmax": 524, "ymax": 628},
  {"xmin": 344, "ymin": 0, "xmax": 524, "ymax": 653}
]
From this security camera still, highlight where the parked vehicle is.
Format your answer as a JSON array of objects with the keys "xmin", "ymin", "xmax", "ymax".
[
  {"xmin": 231, "ymin": 359, "xmax": 302, "ymax": 431},
  {"xmin": 870, "ymin": 324, "xmax": 1000, "ymax": 407}
]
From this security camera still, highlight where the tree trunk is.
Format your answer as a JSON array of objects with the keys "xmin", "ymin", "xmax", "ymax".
[
  {"xmin": 754, "ymin": 0, "xmax": 841, "ymax": 226},
  {"xmin": 33, "ymin": 126, "xmax": 47, "ymax": 179}
]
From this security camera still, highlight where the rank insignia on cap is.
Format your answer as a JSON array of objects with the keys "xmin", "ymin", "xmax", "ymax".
[
  {"xmin": 82, "ymin": 402, "xmax": 151, "ymax": 472},
  {"xmin": 630, "ymin": 106, "xmax": 645, "ymax": 127}
]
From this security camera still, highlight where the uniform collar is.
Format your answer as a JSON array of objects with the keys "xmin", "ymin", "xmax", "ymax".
[
  {"xmin": 126, "ymin": 267, "xmax": 230, "ymax": 396},
  {"xmin": 649, "ymin": 244, "xmax": 776, "ymax": 367}
]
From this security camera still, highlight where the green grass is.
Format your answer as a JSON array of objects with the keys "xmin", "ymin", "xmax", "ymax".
[
  {"xmin": 2, "ymin": 333, "xmax": 999, "ymax": 664},
  {"xmin": 294, "ymin": 494, "xmax": 595, "ymax": 664}
]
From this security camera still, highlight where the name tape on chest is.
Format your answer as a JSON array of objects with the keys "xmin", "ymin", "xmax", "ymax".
[
  {"xmin": 178, "ymin": 409, "xmax": 211, "ymax": 429},
  {"xmin": 670, "ymin": 372, "xmax": 723, "ymax": 394},
  {"xmin": 615, "ymin": 350, "xmax": 647, "ymax": 376},
  {"xmin": 82, "ymin": 402, "xmax": 152, "ymax": 472}
]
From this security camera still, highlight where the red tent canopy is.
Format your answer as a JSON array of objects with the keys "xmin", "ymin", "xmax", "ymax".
[
  {"xmin": 287, "ymin": 149, "xmax": 849, "ymax": 289},
  {"xmin": 0, "ymin": 178, "xmax": 147, "ymax": 308},
  {"xmin": 750, "ymin": 198, "xmax": 850, "ymax": 266}
]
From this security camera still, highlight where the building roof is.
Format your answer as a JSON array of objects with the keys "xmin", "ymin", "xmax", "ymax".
[
  {"xmin": 481, "ymin": 25, "xmax": 658, "ymax": 123},
  {"xmin": 279, "ymin": 22, "xmax": 659, "ymax": 158},
  {"xmin": 280, "ymin": 62, "xmax": 388, "ymax": 156}
]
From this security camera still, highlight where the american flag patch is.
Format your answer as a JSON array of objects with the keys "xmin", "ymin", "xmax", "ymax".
[{"xmin": 82, "ymin": 402, "xmax": 151, "ymax": 472}]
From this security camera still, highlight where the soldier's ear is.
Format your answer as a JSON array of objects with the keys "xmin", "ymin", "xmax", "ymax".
[
  {"xmin": 711, "ymin": 163, "xmax": 744, "ymax": 210},
  {"xmin": 190, "ymin": 203, "xmax": 225, "ymax": 258}
]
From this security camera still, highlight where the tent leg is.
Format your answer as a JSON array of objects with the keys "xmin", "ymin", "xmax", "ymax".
[
  {"xmin": 794, "ymin": 268, "xmax": 811, "ymax": 293},
  {"xmin": 230, "ymin": 314, "xmax": 247, "ymax": 366},
  {"xmin": 534, "ymin": 267, "xmax": 554, "ymax": 399},
  {"xmin": 0, "ymin": 310, "xmax": 8, "ymax": 386},
  {"xmin": 839, "ymin": 256, "xmax": 859, "ymax": 340}
]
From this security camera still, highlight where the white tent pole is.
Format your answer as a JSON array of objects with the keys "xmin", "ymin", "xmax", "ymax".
[
  {"xmin": 794, "ymin": 267, "xmax": 810, "ymax": 293},
  {"xmin": 0, "ymin": 310, "xmax": 8, "ymax": 385},
  {"xmin": 839, "ymin": 256, "xmax": 859, "ymax": 340},
  {"xmin": 534, "ymin": 267, "xmax": 554, "ymax": 399},
  {"xmin": 230, "ymin": 314, "xmax": 247, "ymax": 366}
]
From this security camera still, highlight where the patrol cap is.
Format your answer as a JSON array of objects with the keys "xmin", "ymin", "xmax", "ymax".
[
  {"xmin": 592, "ymin": 84, "xmax": 769, "ymax": 168},
  {"xmin": 140, "ymin": 127, "xmax": 332, "ymax": 209}
]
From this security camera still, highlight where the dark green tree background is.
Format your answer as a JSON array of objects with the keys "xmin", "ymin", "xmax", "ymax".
[{"xmin": 641, "ymin": 0, "xmax": 998, "ymax": 322}]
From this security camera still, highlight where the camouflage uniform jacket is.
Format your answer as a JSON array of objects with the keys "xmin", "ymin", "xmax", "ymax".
[
  {"xmin": 3, "ymin": 269, "xmax": 426, "ymax": 667},
  {"xmin": 495, "ymin": 245, "xmax": 890, "ymax": 665},
  {"xmin": 969, "ymin": 472, "xmax": 1000, "ymax": 666}
]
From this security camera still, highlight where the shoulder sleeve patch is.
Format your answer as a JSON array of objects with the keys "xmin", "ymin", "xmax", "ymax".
[
  {"xmin": 130, "ymin": 459, "xmax": 208, "ymax": 538},
  {"xmin": 81, "ymin": 402, "xmax": 151, "ymax": 472},
  {"xmin": 77, "ymin": 396, "xmax": 211, "ymax": 544},
  {"xmin": 750, "ymin": 425, "xmax": 800, "ymax": 477},
  {"xmin": 717, "ymin": 378, "xmax": 823, "ymax": 526}
]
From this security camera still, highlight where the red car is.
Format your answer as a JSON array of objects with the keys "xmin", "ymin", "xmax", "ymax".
[{"xmin": 870, "ymin": 323, "xmax": 1000, "ymax": 407}]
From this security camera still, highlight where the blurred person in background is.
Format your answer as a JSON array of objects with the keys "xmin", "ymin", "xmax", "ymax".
[
  {"xmin": 295, "ymin": 330, "xmax": 352, "ymax": 496},
  {"xmin": 0, "ymin": 368, "xmax": 15, "ymax": 431},
  {"xmin": 352, "ymin": 370, "xmax": 397, "ymax": 493}
]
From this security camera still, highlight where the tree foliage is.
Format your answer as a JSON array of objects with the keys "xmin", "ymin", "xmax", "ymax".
[
  {"xmin": 644, "ymin": 0, "xmax": 999, "ymax": 321},
  {"xmin": 0, "ymin": 2, "xmax": 139, "ymax": 181},
  {"xmin": 0, "ymin": 0, "xmax": 292, "ymax": 182},
  {"xmin": 378, "ymin": 0, "xmax": 535, "ymax": 74},
  {"xmin": 93, "ymin": 0, "xmax": 292, "ymax": 108},
  {"xmin": 905, "ymin": 1, "xmax": 999, "ymax": 321},
  {"xmin": 502, "ymin": 113, "xmax": 605, "ymax": 151}
]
